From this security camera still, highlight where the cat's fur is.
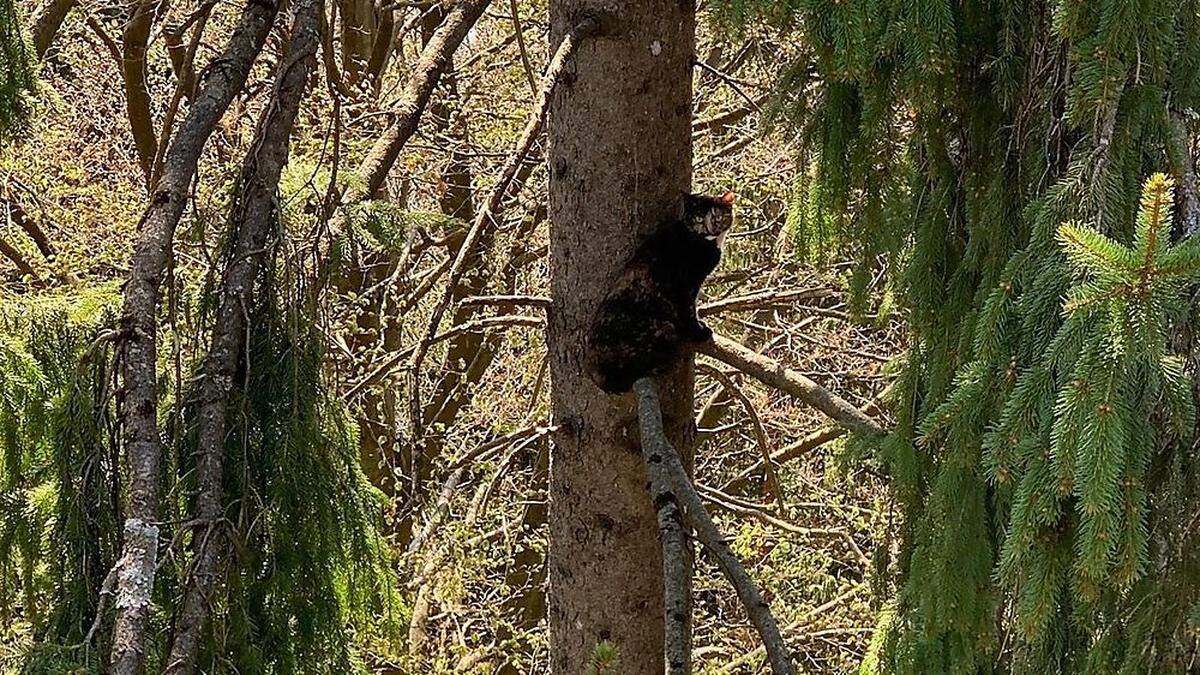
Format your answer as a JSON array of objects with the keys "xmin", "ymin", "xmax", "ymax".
[{"xmin": 585, "ymin": 191, "xmax": 735, "ymax": 394}]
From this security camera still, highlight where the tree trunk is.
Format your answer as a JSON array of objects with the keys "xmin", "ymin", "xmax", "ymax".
[
  {"xmin": 338, "ymin": 0, "xmax": 375, "ymax": 86},
  {"xmin": 30, "ymin": 0, "xmax": 77, "ymax": 59},
  {"xmin": 162, "ymin": 0, "xmax": 321, "ymax": 671},
  {"xmin": 108, "ymin": 2, "xmax": 279, "ymax": 672},
  {"xmin": 546, "ymin": 1, "xmax": 695, "ymax": 672}
]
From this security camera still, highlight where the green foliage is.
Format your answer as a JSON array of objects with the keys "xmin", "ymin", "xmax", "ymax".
[
  {"xmin": 186, "ymin": 287, "xmax": 401, "ymax": 672},
  {"xmin": 0, "ymin": 0, "xmax": 34, "ymax": 140},
  {"xmin": 0, "ymin": 291, "xmax": 118, "ymax": 672},
  {"xmin": 717, "ymin": 0, "xmax": 1200, "ymax": 670},
  {"xmin": 584, "ymin": 640, "xmax": 620, "ymax": 675},
  {"xmin": 0, "ymin": 283, "xmax": 399, "ymax": 671}
]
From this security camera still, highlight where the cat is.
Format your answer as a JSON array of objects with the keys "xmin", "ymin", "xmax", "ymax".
[{"xmin": 585, "ymin": 191, "xmax": 735, "ymax": 394}]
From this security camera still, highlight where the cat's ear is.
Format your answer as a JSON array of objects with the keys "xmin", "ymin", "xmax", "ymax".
[{"xmin": 717, "ymin": 191, "xmax": 735, "ymax": 207}]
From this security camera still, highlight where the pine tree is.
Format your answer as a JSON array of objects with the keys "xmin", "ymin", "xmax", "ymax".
[{"xmin": 715, "ymin": 1, "xmax": 1200, "ymax": 670}]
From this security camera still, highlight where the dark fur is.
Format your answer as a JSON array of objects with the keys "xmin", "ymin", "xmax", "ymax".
[{"xmin": 585, "ymin": 193, "xmax": 734, "ymax": 393}]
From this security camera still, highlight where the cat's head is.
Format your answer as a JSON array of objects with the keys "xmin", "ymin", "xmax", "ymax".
[{"xmin": 683, "ymin": 191, "xmax": 735, "ymax": 248}]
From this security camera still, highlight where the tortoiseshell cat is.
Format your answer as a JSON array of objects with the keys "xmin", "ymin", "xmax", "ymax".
[{"xmin": 585, "ymin": 191, "xmax": 735, "ymax": 394}]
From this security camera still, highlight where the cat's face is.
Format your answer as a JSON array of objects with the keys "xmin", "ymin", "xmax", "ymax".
[{"xmin": 684, "ymin": 191, "xmax": 735, "ymax": 248}]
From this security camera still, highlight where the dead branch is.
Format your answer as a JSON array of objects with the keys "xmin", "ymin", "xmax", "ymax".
[
  {"xmin": 0, "ymin": 236, "xmax": 41, "ymax": 282},
  {"xmin": 692, "ymin": 93, "xmax": 770, "ymax": 135},
  {"xmin": 459, "ymin": 293, "xmax": 551, "ymax": 308},
  {"xmin": 405, "ymin": 14, "xmax": 601, "ymax": 431},
  {"xmin": 723, "ymin": 426, "xmax": 845, "ymax": 493},
  {"xmin": 2, "ymin": 182, "xmax": 56, "ymax": 259},
  {"xmin": 699, "ymin": 334, "xmax": 885, "ymax": 437},
  {"xmin": 353, "ymin": 0, "xmax": 493, "ymax": 198},
  {"xmin": 698, "ymin": 363, "xmax": 785, "ymax": 514},
  {"xmin": 638, "ymin": 408, "xmax": 693, "ymax": 675},
  {"xmin": 698, "ymin": 286, "xmax": 833, "ymax": 316},
  {"xmin": 341, "ymin": 314, "xmax": 544, "ymax": 401},
  {"xmin": 634, "ymin": 378, "xmax": 795, "ymax": 675}
]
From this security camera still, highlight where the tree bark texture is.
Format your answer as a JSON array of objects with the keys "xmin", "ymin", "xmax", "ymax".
[
  {"xmin": 546, "ymin": 1, "xmax": 696, "ymax": 672},
  {"xmin": 163, "ymin": 0, "xmax": 321, "ymax": 672},
  {"xmin": 109, "ymin": 2, "xmax": 279, "ymax": 672}
]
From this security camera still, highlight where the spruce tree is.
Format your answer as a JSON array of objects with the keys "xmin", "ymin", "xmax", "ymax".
[{"xmin": 715, "ymin": 1, "xmax": 1200, "ymax": 671}]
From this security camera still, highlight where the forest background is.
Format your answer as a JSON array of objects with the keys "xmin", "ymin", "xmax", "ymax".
[{"xmin": 1, "ymin": 0, "xmax": 1199, "ymax": 673}]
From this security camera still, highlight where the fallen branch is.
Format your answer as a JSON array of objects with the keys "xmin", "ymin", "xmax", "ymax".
[
  {"xmin": 699, "ymin": 334, "xmax": 885, "ymax": 437},
  {"xmin": 634, "ymin": 378, "xmax": 794, "ymax": 675}
]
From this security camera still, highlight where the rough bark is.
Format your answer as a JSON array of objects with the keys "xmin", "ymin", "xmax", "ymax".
[
  {"xmin": 30, "ymin": 0, "xmax": 77, "ymax": 59},
  {"xmin": 162, "ymin": 2, "xmax": 321, "ymax": 672},
  {"xmin": 546, "ymin": 1, "xmax": 695, "ymax": 671},
  {"xmin": 109, "ymin": 2, "xmax": 279, "ymax": 672}
]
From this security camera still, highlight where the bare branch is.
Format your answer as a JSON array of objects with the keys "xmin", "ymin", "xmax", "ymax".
[
  {"xmin": 406, "ymin": 15, "xmax": 601, "ymax": 425},
  {"xmin": 30, "ymin": 0, "xmax": 77, "ymax": 59},
  {"xmin": 699, "ymin": 334, "xmax": 885, "ymax": 437},
  {"xmin": 722, "ymin": 426, "xmax": 845, "ymax": 493},
  {"xmin": 634, "ymin": 378, "xmax": 795, "ymax": 675},
  {"xmin": 353, "ymin": 0, "xmax": 493, "ymax": 198}
]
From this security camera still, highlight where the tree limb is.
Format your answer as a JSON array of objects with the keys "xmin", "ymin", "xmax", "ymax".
[
  {"xmin": 30, "ymin": 0, "xmax": 77, "ymax": 59},
  {"xmin": 634, "ymin": 377, "xmax": 795, "ymax": 675},
  {"xmin": 162, "ymin": 1, "xmax": 322, "ymax": 671},
  {"xmin": 698, "ymin": 334, "xmax": 885, "ymax": 437},
  {"xmin": 352, "ymin": 0, "xmax": 493, "ymax": 199}
]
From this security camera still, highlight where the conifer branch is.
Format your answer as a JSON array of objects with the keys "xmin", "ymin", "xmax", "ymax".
[
  {"xmin": 164, "ymin": 0, "xmax": 322, "ymax": 671},
  {"xmin": 634, "ymin": 378, "xmax": 795, "ymax": 675}
]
